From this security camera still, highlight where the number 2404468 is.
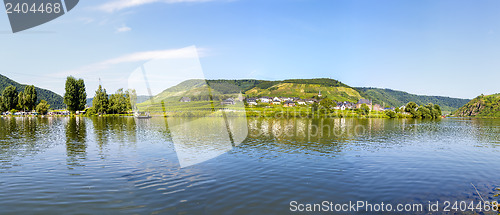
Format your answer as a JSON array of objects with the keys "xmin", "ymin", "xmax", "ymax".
[{"xmin": 5, "ymin": 3, "xmax": 62, "ymax": 14}]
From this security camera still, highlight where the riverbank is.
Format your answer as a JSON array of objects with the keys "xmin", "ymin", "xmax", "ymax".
[{"xmin": 2, "ymin": 109, "xmax": 411, "ymax": 119}]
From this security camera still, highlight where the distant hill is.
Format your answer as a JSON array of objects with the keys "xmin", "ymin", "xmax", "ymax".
[
  {"xmin": 146, "ymin": 79, "xmax": 214, "ymax": 103},
  {"xmin": 245, "ymin": 82, "xmax": 363, "ymax": 103},
  {"xmin": 454, "ymin": 94, "xmax": 500, "ymax": 117},
  {"xmin": 207, "ymin": 78, "xmax": 363, "ymax": 102},
  {"xmin": 145, "ymin": 78, "xmax": 363, "ymax": 103},
  {"xmin": 357, "ymin": 88, "xmax": 470, "ymax": 113},
  {"xmin": 0, "ymin": 74, "xmax": 64, "ymax": 109},
  {"xmin": 140, "ymin": 78, "xmax": 469, "ymax": 113}
]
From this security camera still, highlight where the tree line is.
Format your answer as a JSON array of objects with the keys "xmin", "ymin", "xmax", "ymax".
[
  {"xmin": 385, "ymin": 102, "xmax": 442, "ymax": 119},
  {"xmin": 0, "ymin": 76, "xmax": 135, "ymax": 115},
  {"xmin": 314, "ymin": 98, "xmax": 443, "ymax": 119},
  {"xmin": 356, "ymin": 88, "xmax": 468, "ymax": 112},
  {"xmin": 0, "ymin": 85, "xmax": 51, "ymax": 114},
  {"xmin": 89, "ymin": 85, "xmax": 134, "ymax": 115},
  {"xmin": 63, "ymin": 76, "xmax": 134, "ymax": 115},
  {"xmin": 0, "ymin": 74, "xmax": 65, "ymax": 109}
]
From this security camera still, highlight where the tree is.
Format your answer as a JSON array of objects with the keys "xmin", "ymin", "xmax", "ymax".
[
  {"xmin": 2, "ymin": 86, "xmax": 18, "ymax": 111},
  {"xmin": 359, "ymin": 104, "xmax": 370, "ymax": 115},
  {"xmin": 0, "ymin": 96, "xmax": 4, "ymax": 112},
  {"xmin": 108, "ymin": 88, "xmax": 130, "ymax": 114},
  {"xmin": 405, "ymin": 102, "xmax": 418, "ymax": 117},
  {"xmin": 36, "ymin": 100, "xmax": 50, "ymax": 115},
  {"xmin": 395, "ymin": 107, "xmax": 401, "ymax": 113},
  {"xmin": 18, "ymin": 91, "xmax": 26, "ymax": 111},
  {"xmin": 311, "ymin": 102, "xmax": 319, "ymax": 113},
  {"xmin": 24, "ymin": 85, "xmax": 37, "ymax": 111},
  {"xmin": 93, "ymin": 85, "xmax": 108, "ymax": 115},
  {"xmin": 433, "ymin": 104, "xmax": 442, "ymax": 118},
  {"xmin": 64, "ymin": 76, "xmax": 87, "ymax": 114},
  {"xmin": 417, "ymin": 106, "xmax": 431, "ymax": 119},
  {"xmin": 386, "ymin": 110, "xmax": 397, "ymax": 118},
  {"xmin": 319, "ymin": 98, "xmax": 335, "ymax": 109}
]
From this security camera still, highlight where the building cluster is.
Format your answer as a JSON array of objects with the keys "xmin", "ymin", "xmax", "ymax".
[
  {"xmin": 246, "ymin": 97, "xmax": 391, "ymax": 111},
  {"xmin": 47, "ymin": 111, "xmax": 70, "ymax": 116},
  {"xmin": 1, "ymin": 111, "xmax": 39, "ymax": 116},
  {"xmin": 179, "ymin": 91, "xmax": 400, "ymax": 112},
  {"xmin": 246, "ymin": 96, "xmax": 316, "ymax": 107}
]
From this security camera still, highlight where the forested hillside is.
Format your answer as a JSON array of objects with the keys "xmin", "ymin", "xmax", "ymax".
[
  {"xmin": 357, "ymin": 88, "xmax": 470, "ymax": 112},
  {"xmin": 0, "ymin": 74, "xmax": 64, "ymax": 109},
  {"xmin": 454, "ymin": 94, "xmax": 500, "ymax": 117}
]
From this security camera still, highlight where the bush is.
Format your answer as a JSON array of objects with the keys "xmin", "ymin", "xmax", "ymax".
[
  {"xmin": 35, "ymin": 100, "xmax": 50, "ymax": 115},
  {"xmin": 385, "ymin": 110, "xmax": 397, "ymax": 118},
  {"xmin": 358, "ymin": 104, "xmax": 370, "ymax": 115},
  {"xmin": 84, "ymin": 107, "xmax": 96, "ymax": 116}
]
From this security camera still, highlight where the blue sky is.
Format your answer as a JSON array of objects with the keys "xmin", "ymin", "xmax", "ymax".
[{"xmin": 1, "ymin": 0, "xmax": 500, "ymax": 99}]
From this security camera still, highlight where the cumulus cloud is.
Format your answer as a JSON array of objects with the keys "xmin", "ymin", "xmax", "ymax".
[
  {"xmin": 116, "ymin": 25, "xmax": 132, "ymax": 33},
  {"xmin": 57, "ymin": 46, "xmax": 207, "ymax": 76},
  {"xmin": 98, "ymin": 0, "xmax": 215, "ymax": 13}
]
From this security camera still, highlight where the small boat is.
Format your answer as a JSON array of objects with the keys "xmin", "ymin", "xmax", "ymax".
[{"xmin": 134, "ymin": 112, "xmax": 152, "ymax": 119}]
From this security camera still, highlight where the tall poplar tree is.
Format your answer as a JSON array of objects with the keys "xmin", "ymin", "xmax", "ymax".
[
  {"xmin": 24, "ymin": 85, "xmax": 37, "ymax": 111},
  {"xmin": 64, "ymin": 76, "xmax": 87, "ymax": 113},
  {"xmin": 93, "ymin": 85, "xmax": 108, "ymax": 115},
  {"xmin": 2, "ymin": 86, "xmax": 18, "ymax": 111}
]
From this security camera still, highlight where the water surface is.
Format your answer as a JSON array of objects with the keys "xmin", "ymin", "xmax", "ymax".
[{"xmin": 0, "ymin": 117, "xmax": 499, "ymax": 214}]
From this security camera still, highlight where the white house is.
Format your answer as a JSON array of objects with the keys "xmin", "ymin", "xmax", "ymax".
[{"xmin": 259, "ymin": 97, "xmax": 272, "ymax": 103}]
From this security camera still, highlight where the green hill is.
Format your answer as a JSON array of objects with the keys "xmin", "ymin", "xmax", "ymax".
[
  {"xmin": 0, "ymin": 74, "xmax": 64, "ymax": 109},
  {"xmin": 138, "ymin": 78, "xmax": 469, "ymax": 113},
  {"xmin": 454, "ymin": 94, "xmax": 500, "ymax": 117},
  {"xmin": 145, "ymin": 79, "xmax": 215, "ymax": 103},
  {"xmin": 207, "ymin": 78, "xmax": 362, "ymax": 102},
  {"xmin": 356, "ymin": 88, "xmax": 470, "ymax": 113},
  {"xmin": 245, "ymin": 82, "xmax": 362, "ymax": 102},
  {"xmin": 145, "ymin": 78, "xmax": 362, "ymax": 104}
]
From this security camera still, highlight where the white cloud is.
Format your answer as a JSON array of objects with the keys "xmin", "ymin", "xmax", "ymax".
[
  {"xmin": 101, "ymin": 46, "xmax": 206, "ymax": 64},
  {"xmin": 57, "ymin": 46, "xmax": 207, "ymax": 76},
  {"xmin": 116, "ymin": 25, "xmax": 132, "ymax": 33},
  {"xmin": 98, "ymin": 0, "xmax": 215, "ymax": 13}
]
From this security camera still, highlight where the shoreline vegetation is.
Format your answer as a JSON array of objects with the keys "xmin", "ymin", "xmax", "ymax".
[
  {"xmin": 0, "ymin": 76, "xmax": 441, "ymax": 119},
  {"xmin": 1, "ymin": 76, "xmax": 498, "ymax": 119}
]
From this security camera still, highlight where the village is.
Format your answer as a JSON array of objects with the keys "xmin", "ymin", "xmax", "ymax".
[
  {"xmin": 243, "ymin": 97, "xmax": 399, "ymax": 112},
  {"xmin": 179, "ymin": 91, "xmax": 404, "ymax": 112}
]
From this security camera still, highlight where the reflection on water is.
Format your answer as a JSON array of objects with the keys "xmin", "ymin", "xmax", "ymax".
[
  {"xmin": 91, "ymin": 116, "xmax": 137, "ymax": 146},
  {"xmin": 167, "ymin": 116, "xmax": 248, "ymax": 167},
  {"xmin": 0, "ymin": 117, "xmax": 54, "ymax": 172},
  {"xmin": 245, "ymin": 118, "xmax": 429, "ymax": 156},
  {"xmin": 65, "ymin": 117, "xmax": 87, "ymax": 168},
  {"xmin": 0, "ymin": 117, "xmax": 499, "ymax": 214}
]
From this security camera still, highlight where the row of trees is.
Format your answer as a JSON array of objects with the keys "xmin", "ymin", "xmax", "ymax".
[
  {"xmin": 0, "ymin": 85, "xmax": 51, "ymax": 114},
  {"xmin": 0, "ymin": 76, "xmax": 135, "ymax": 116},
  {"xmin": 386, "ymin": 102, "xmax": 442, "ymax": 119},
  {"xmin": 63, "ymin": 77, "xmax": 134, "ymax": 115},
  {"xmin": 312, "ymin": 98, "xmax": 372, "ymax": 116},
  {"xmin": 90, "ymin": 85, "xmax": 134, "ymax": 115},
  {"xmin": 404, "ymin": 102, "xmax": 442, "ymax": 119},
  {"xmin": 314, "ymin": 98, "xmax": 442, "ymax": 119}
]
